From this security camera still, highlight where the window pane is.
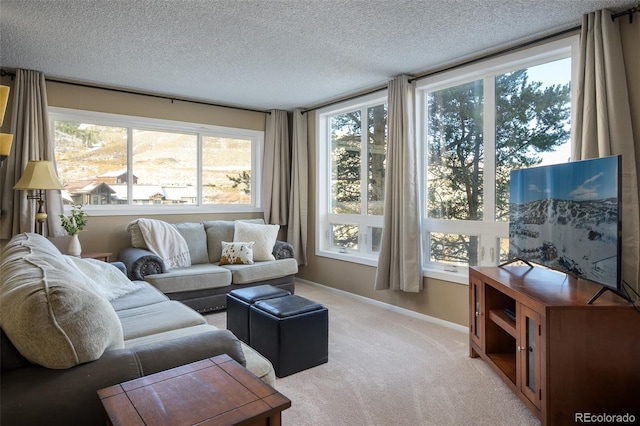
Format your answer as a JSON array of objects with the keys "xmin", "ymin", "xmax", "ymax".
[
  {"xmin": 54, "ymin": 121, "xmax": 127, "ymax": 205},
  {"xmin": 131, "ymin": 130, "xmax": 197, "ymax": 205},
  {"xmin": 368, "ymin": 104, "xmax": 387, "ymax": 215},
  {"xmin": 495, "ymin": 58, "xmax": 571, "ymax": 221},
  {"xmin": 429, "ymin": 232, "xmax": 479, "ymax": 266},
  {"xmin": 331, "ymin": 111, "xmax": 361, "ymax": 214},
  {"xmin": 202, "ymin": 136, "xmax": 252, "ymax": 204},
  {"xmin": 370, "ymin": 227, "xmax": 383, "ymax": 252},
  {"xmin": 331, "ymin": 224, "xmax": 359, "ymax": 250},
  {"xmin": 427, "ymin": 80, "xmax": 484, "ymax": 220}
]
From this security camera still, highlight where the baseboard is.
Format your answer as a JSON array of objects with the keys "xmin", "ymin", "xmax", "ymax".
[{"xmin": 294, "ymin": 278, "xmax": 469, "ymax": 334}]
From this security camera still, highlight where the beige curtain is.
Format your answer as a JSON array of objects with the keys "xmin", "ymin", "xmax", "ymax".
[
  {"xmin": 573, "ymin": 9, "xmax": 639, "ymax": 293},
  {"xmin": 0, "ymin": 69, "xmax": 64, "ymax": 239},
  {"xmin": 263, "ymin": 109, "xmax": 290, "ymax": 225},
  {"xmin": 374, "ymin": 75, "xmax": 422, "ymax": 292},
  {"xmin": 287, "ymin": 109, "xmax": 308, "ymax": 265},
  {"xmin": 620, "ymin": 10, "xmax": 640, "ymax": 291}
]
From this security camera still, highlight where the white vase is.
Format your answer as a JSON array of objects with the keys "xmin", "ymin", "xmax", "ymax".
[{"xmin": 67, "ymin": 234, "xmax": 82, "ymax": 257}]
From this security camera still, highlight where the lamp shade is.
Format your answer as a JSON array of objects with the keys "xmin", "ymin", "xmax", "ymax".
[
  {"xmin": 0, "ymin": 133, "xmax": 12, "ymax": 160},
  {"xmin": 14, "ymin": 161, "xmax": 64, "ymax": 190},
  {"xmin": 0, "ymin": 85, "xmax": 9, "ymax": 127}
]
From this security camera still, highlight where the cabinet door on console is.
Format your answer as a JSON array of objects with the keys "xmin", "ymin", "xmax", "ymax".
[
  {"xmin": 518, "ymin": 304, "xmax": 542, "ymax": 411},
  {"xmin": 469, "ymin": 275, "xmax": 484, "ymax": 352}
]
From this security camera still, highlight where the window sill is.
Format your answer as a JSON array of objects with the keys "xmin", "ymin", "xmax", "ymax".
[
  {"xmin": 70, "ymin": 205, "xmax": 263, "ymax": 216},
  {"xmin": 422, "ymin": 267, "xmax": 469, "ymax": 285},
  {"xmin": 316, "ymin": 249, "xmax": 470, "ymax": 285},
  {"xmin": 316, "ymin": 249, "xmax": 379, "ymax": 267}
]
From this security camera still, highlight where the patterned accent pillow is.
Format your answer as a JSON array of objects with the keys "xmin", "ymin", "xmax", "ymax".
[{"xmin": 219, "ymin": 241, "xmax": 255, "ymax": 265}]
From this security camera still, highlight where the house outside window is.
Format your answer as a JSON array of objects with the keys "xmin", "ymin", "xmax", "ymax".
[
  {"xmin": 317, "ymin": 92, "xmax": 388, "ymax": 265},
  {"xmin": 416, "ymin": 36, "xmax": 578, "ymax": 283},
  {"xmin": 50, "ymin": 108, "xmax": 263, "ymax": 214}
]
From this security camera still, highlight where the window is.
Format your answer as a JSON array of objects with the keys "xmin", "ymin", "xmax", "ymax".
[
  {"xmin": 417, "ymin": 37, "xmax": 577, "ymax": 283},
  {"xmin": 317, "ymin": 92, "xmax": 387, "ymax": 264},
  {"xmin": 51, "ymin": 108, "xmax": 262, "ymax": 214}
]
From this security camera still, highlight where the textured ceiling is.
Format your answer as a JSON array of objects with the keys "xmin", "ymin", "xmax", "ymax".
[{"xmin": 0, "ymin": 0, "xmax": 637, "ymax": 111}]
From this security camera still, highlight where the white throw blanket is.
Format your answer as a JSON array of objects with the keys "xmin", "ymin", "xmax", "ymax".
[
  {"xmin": 64, "ymin": 256, "xmax": 144, "ymax": 300},
  {"xmin": 130, "ymin": 218, "xmax": 191, "ymax": 270}
]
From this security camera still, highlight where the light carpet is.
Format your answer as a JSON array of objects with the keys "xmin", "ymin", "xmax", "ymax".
[{"xmin": 206, "ymin": 281, "xmax": 540, "ymax": 426}]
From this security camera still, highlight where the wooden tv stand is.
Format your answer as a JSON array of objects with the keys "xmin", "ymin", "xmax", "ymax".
[{"xmin": 469, "ymin": 266, "xmax": 640, "ymax": 425}]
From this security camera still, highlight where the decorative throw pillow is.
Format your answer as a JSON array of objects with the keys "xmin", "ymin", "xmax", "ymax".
[
  {"xmin": 219, "ymin": 241, "xmax": 255, "ymax": 265},
  {"xmin": 126, "ymin": 220, "xmax": 148, "ymax": 249},
  {"xmin": 233, "ymin": 221, "xmax": 279, "ymax": 261}
]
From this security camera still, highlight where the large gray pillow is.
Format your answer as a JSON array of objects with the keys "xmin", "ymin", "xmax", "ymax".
[
  {"xmin": 0, "ymin": 233, "xmax": 124, "ymax": 369},
  {"xmin": 173, "ymin": 222, "xmax": 208, "ymax": 264},
  {"xmin": 203, "ymin": 219, "xmax": 264, "ymax": 263}
]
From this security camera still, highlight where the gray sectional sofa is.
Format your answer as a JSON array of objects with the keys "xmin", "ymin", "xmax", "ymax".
[
  {"xmin": 119, "ymin": 219, "xmax": 298, "ymax": 313},
  {"xmin": 0, "ymin": 232, "xmax": 277, "ymax": 426}
]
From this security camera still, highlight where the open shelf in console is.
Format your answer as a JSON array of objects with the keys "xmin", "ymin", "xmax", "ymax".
[
  {"xmin": 483, "ymin": 283, "xmax": 517, "ymax": 385},
  {"xmin": 488, "ymin": 309, "xmax": 516, "ymax": 337},
  {"xmin": 484, "ymin": 283, "xmax": 516, "ymax": 334},
  {"xmin": 487, "ymin": 353, "xmax": 516, "ymax": 384}
]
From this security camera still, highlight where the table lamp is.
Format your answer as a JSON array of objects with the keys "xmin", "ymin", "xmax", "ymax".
[{"xmin": 14, "ymin": 160, "xmax": 64, "ymax": 234}]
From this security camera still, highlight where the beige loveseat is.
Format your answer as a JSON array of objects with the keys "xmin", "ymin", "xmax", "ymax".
[
  {"xmin": 118, "ymin": 218, "xmax": 298, "ymax": 313},
  {"xmin": 0, "ymin": 233, "xmax": 276, "ymax": 426}
]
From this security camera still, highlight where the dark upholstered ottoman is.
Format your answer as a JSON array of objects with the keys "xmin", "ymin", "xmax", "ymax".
[
  {"xmin": 250, "ymin": 294, "xmax": 328, "ymax": 377},
  {"xmin": 226, "ymin": 285, "xmax": 291, "ymax": 344}
]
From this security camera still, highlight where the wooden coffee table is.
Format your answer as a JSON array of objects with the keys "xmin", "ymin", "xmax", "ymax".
[{"xmin": 97, "ymin": 354, "xmax": 291, "ymax": 425}]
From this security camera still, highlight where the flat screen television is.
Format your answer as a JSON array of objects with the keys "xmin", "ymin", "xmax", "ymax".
[{"xmin": 506, "ymin": 155, "xmax": 628, "ymax": 303}]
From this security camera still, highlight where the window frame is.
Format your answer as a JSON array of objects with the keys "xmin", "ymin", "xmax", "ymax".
[
  {"xmin": 415, "ymin": 36, "xmax": 579, "ymax": 284},
  {"xmin": 50, "ymin": 107, "xmax": 264, "ymax": 216},
  {"xmin": 316, "ymin": 91, "xmax": 388, "ymax": 266}
]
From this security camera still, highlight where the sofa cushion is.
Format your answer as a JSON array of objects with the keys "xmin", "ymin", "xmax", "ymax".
[
  {"xmin": 233, "ymin": 221, "xmax": 279, "ymax": 261},
  {"xmin": 122, "ymin": 323, "xmax": 215, "ymax": 347},
  {"xmin": 0, "ymin": 233, "xmax": 124, "ymax": 369},
  {"xmin": 117, "ymin": 300, "xmax": 206, "ymax": 340},
  {"xmin": 144, "ymin": 264, "xmax": 231, "ymax": 294},
  {"xmin": 219, "ymin": 241, "xmax": 255, "ymax": 265},
  {"xmin": 221, "ymin": 258, "xmax": 299, "ymax": 284},
  {"xmin": 173, "ymin": 222, "xmax": 209, "ymax": 264},
  {"xmin": 109, "ymin": 282, "xmax": 169, "ymax": 312}
]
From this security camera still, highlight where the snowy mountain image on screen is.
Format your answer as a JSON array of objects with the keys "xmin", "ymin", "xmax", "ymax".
[{"xmin": 508, "ymin": 156, "xmax": 620, "ymax": 288}]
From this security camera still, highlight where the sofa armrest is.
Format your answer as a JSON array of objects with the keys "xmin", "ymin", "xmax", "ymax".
[
  {"xmin": 109, "ymin": 261, "xmax": 127, "ymax": 276},
  {"xmin": 118, "ymin": 247, "xmax": 165, "ymax": 281},
  {"xmin": 0, "ymin": 329, "xmax": 245, "ymax": 426},
  {"xmin": 131, "ymin": 329, "xmax": 246, "ymax": 373},
  {"xmin": 273, "ymin": 240, "xmax": 294, "ymax": 260}
]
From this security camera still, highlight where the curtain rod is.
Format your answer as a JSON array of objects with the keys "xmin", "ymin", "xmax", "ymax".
[
  {"xmin": 0, "ymin": 69, "xmax": 271, "ymax": 115},
  {"xmin": 300, "ymin": 25, "xmax": 581, "ymax": 114},
  {"xmin": 408, "ymin": 5, "xmax": 638, "ymax": 84},
  {"xmin": 612, "ymin": 4, "xmax": 639, "ymax": 22},
  {"xmin": 407, "ymin": 25, "xmax": 580, "ymax": 84}
]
